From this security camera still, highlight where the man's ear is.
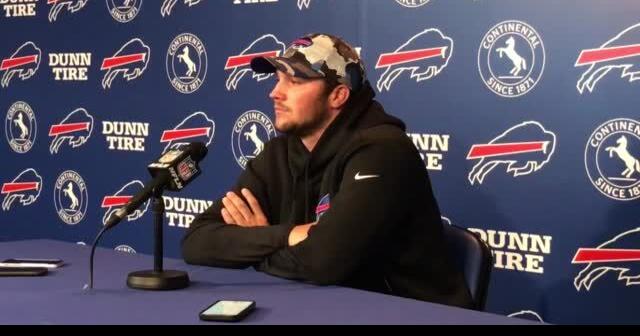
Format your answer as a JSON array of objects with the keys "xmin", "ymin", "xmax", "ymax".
[{"xmin": 329, "ymin": 84, "xmax": 350, "ymax": 110}]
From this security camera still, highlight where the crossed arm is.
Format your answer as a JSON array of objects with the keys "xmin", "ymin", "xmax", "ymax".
[{"xmin": 220, "ymin": 188, "xmax": 314, "ymax": 246}]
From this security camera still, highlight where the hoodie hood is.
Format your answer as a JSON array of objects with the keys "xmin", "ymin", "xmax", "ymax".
[{"xmin": 287, "ymin": 80, "xmax": 405, "ymax": 178}]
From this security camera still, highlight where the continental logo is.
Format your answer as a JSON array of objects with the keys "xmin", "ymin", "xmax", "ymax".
[
  {"xmin": 5, "ymin": 101, "xmax": 37, "ymax": 154},
  {"xmin": 478, "ymin": 20, "xmax": 545, "ymax": 97},
  {"xmin": 584, "ymin": 118, "xmax": 640, "ymax": 201},
  {"xmin": 54, "ymin": 170, "xmax": 88, "ymax": 225},
  {"xmin": 106, "ymin": 0, "xmax": 142, "ymax": 23},
  {"xmin": 395, "ymin": 0, "xmax": 430, "ymax": 8}
]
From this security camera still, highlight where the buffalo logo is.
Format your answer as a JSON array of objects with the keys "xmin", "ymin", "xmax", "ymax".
[
  {"xmin": 576, "ymin": 23, "xmax": 640, "ymax": 94},
  {"xmin": 225, "ymin": 34, "xmax": 285, "ymax": 91},
  {"xmin": 101, "ymin": 38, "xmax": 150, "ymax": 89},
  {"xmin": 102, "ymin": 180, "xmax": 148, "ymax": 225},
  {"xmin": 1, "ymin": 41, "xmax": 41, "ymax": 88},
  {"xmin": 49, "ymin": 108, "xmax": 94, "ymax": 154},
  {"xmin": 166, "ymin": 33, "xmax": 207, "ymax": 94},
  {"xmin": 297, "ymin": 0, "xmax": 310, "ymax": 10},
  {"xmin": 114, "ymin": 244, "xmax": 136, "ymax": 253},
  {"xmin": 584, "ymin": 118, "xmax": 640, "ymax": 201},
  {"xmin": 1, "ymin": 169, "xmax": 42, "ymax": 211},
  {"xmin": 160, "ymin": 0, "xmax": 201, "ymax": 17},
  {"xmin": 478, "ymin": 20, "xmax": 545, "ymax": 98},
  {"xmin": 106, "ymin": 0, "xmax": 143, "ymax": 23},
  {"xmin": 5, "ymin": 101, "xmax": 37, "ymax": 154},
  {"xmin": 573, "ymin": 227, "xmax": 640, "ymax": 291},
  {"xmin": 467, "ymin": 121, "xmax": 556, "ymax": 185},
  {"xmin": 47, "ymin": 0, "xmax": 88, "ymax": 22},
  {"xmin": 315, "ymin": 193, "xmax": 330, "ymax": 222},
  {"xmin": 395, "ymin": 0, "xmax": 430, "ymax": 8},
  {"xmin": 161, "ymin": 111, "xmax": 214, "ymax": 153},
  {"xmin": 507, "ymin": 310, "xmax": 544, "ymax": 322},
  {"xmin": 376, "ymin": 28, "xmax": 453, "ymax": 92},
  {"xmin": 232, "ymin": 110, "xmax": 276, "ymax": 169},
  {"xmin": 54, "ymin": 170, "xmax": 88, "ymax": 225}
]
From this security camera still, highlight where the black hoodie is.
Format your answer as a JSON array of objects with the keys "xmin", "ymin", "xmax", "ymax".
[{"xmin": 182, "ymin": 82, "xmax": 473, "ymax": 309}]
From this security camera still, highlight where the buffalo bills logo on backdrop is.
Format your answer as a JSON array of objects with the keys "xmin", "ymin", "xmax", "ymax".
[
  {"xmin": 395, "ymin": 0, "xmax": 430, "ymax": 8},
  {"xmin": 467, "ymin": 121, "xmax": 556, "ymax": 185},
  {"xmin": 54, "ymin": 170, "xmax": 88, "ymax": 225},
  {"xmin": 315, "ymin": 194, "xmax": 330, "ymax": 221},
  {"xmin": 166, "ymin": 33, "xmax": 207, "ymax": 94},
  {"xmin": 101, "ymin": 38, "xmax": 150, "ymax": 89},
  {"xmin": 478, "ymin": 20, "xmax": 545, "ymax": 98},
  {"xmin": 584, "ymin": 118, "xmax": 640, "ymax": 201},
  {"xmin": 106, "ymin": 0, "xmax": 143, "ymax": 23},
  {"xmin": 1, "ymin": 41, "xmax": 41, "ymax": 88},
  {"xmin": 508, "ymin": 310, "xmax": 544, "ymax": 322},
  {"xmin": 160, "ymin": 0, "xmax": 201, "ymax": 17},
  {"xmin": 232, "ymin": 110, "xmax": 276, "ymax": 169},
  {"xmin": 2, "ymin": 169, "xmax": 42, "ymax": 211},
  {"xmin": 225, "ymin": 34, "xmax": 285, "ymax": 91},
  {"xmin": 102, "ymin": 180, "xmax": 148, "ymax": 225},
  {"xmin": 161, "ymin": 111, "xmax": 214, "ymax": 153},
  {"xmin": 5, "ymin": 101, "xmax": 37, "ymax": 154},
  {"xmin": 49, "ymin": 108, "xmax": 94, "ymax": 154},
  {"xmin": 47, "ymin": 0, "xmax": 88, "ymax": 22},
  {"xmin": 573, "ymin": 227, "xmax": 640, "ymax": 291},
  {"xmin": 376, "ymin": 28, "xmax": 453, "ymax": 92},
  {"xmin": 576, "ymin": 23, "xmax": 640, "ymax": 94}
]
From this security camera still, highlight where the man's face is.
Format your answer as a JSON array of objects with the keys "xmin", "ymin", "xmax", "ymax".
[{"xmin": 269, "ymin": 71, "xmax": 330, "ymax": 137}]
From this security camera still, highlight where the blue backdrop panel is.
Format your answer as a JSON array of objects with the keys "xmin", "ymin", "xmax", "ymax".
[{"xmin": 1, "ymin": 0, "xmax": 639, "ymax": 324}]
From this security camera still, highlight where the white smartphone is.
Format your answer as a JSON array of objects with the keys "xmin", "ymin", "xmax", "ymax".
[
  {"xmin": 0, "ymin": 258, "xmax": 64, "ymax": 269},
  {"xmin": 199, "ymin": 300, "xmax": 256, "ymax": 322}
]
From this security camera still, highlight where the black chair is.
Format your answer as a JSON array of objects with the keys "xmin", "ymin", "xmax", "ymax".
[{"xmin": 442, "ymin": 224, "xmax": 493, "ymax": 311}]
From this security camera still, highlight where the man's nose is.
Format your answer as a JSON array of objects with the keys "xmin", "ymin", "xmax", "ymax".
[{"xmin": 269, "ymin": 81, "xmax": 285, "ymax": 100}]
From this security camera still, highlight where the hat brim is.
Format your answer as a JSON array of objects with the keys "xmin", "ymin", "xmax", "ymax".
[
  {"xmin": 250, "ymin": 56, "xmax": 278, "ymax": 74},
  {"xmin": 250, "ymin": 56, "xmax": 324, "ymax": 80}
]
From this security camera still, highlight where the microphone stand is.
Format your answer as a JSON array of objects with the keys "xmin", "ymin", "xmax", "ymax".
[{"xmin": 126, "ymin": 185, "xmax": 190, "ymax": 290}]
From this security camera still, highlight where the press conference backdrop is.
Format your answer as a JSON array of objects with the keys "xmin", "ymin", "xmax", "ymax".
[{"xmin": 1, "ymin": 0, "xmax": 639, "ymax": 324}]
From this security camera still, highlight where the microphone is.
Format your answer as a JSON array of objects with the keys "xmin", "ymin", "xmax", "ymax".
[
  {"xmin": 104, "ymin": 142, "xmax": 208, "ymax": 230},
  {"xmin": 86, "ymin": 142, "xmax": 207, "ymax": 290}
]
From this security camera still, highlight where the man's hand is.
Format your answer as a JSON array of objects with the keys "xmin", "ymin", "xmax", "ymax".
[
  {"xmin": 221, "ymin": 188, "xmax": 269, "ymax": 227},
  {"xmin": 288, "ymin": 222, "xmax": 316, "ymax": 246}
]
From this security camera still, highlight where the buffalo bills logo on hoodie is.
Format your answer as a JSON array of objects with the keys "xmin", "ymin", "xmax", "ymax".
[{"xmin": 315, "ymin": 193, "xmax": 330, "ymax": 221}]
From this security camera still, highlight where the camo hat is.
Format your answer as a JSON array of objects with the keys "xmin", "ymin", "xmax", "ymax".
[{"xmin": 251, "ymin": 33, "xmax": 365, "ymax": 90}]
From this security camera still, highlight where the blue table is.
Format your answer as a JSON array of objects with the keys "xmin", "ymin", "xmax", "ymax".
[{"xmin": 0, "ymin": 239, "xmax": 531, "ymax": 324}]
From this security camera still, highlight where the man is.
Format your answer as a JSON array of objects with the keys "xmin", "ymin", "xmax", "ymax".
[{"xmin": 182, "ymin": 33, "xmax": 473, "ymax": 309}]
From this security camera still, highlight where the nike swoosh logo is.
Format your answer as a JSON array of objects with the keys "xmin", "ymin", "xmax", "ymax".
[{"xmin": 354, "ymin": 172, "xmax": 380, "ymax": 180}]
